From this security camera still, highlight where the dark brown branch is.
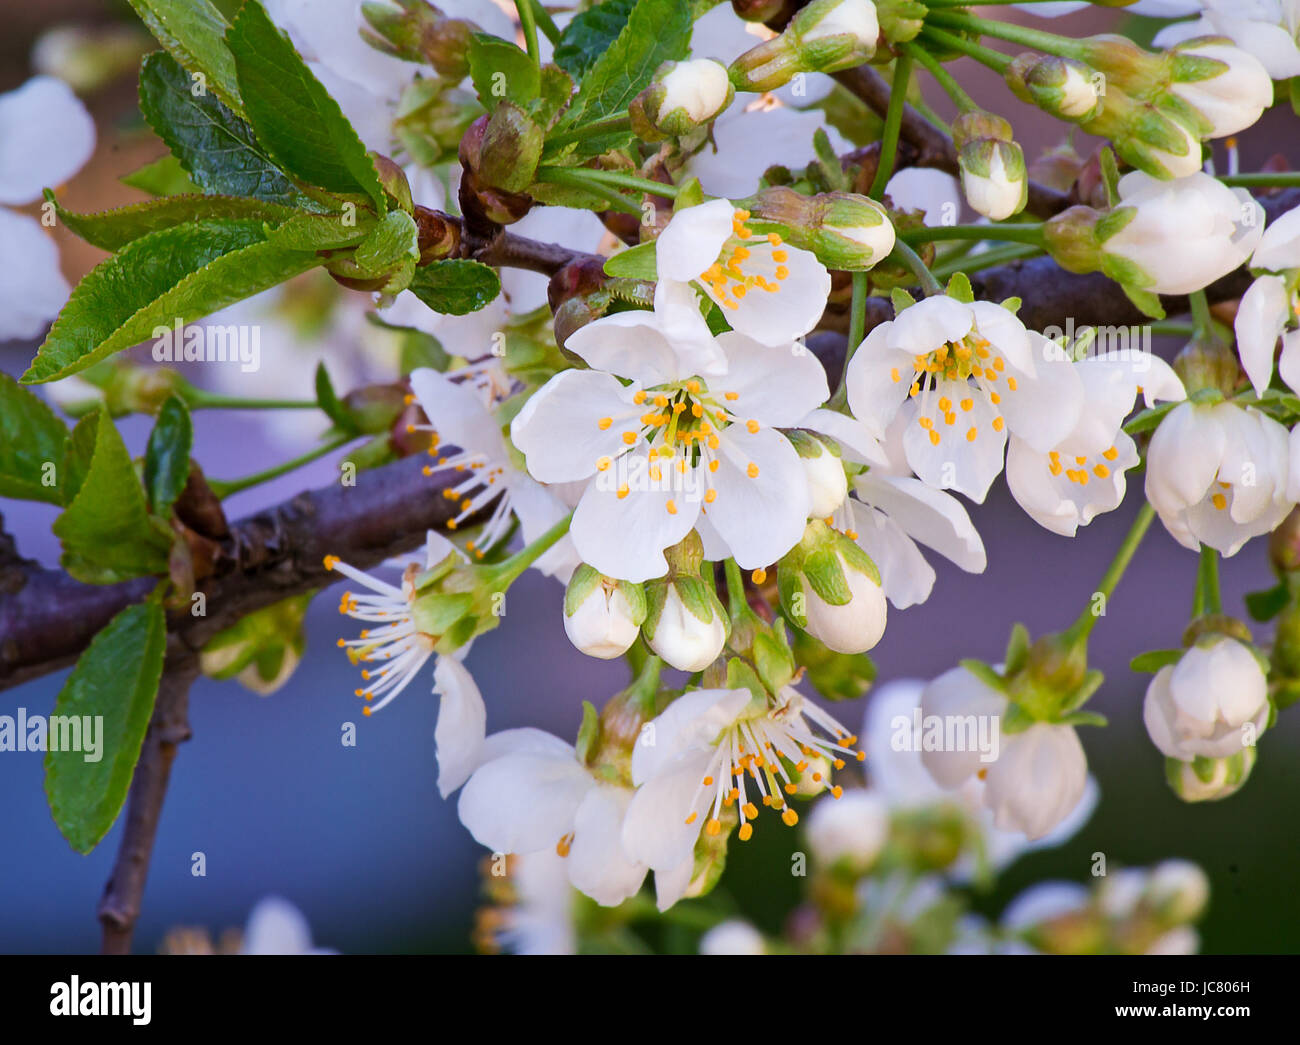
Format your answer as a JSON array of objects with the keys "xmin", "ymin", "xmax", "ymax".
[
  {"xmin": 833, "ymin": 66, "xmax": 1073, "ymax": 219},
  {"xmin": 1, "ymin": 452, "xmax": 472, "ymax": 692},
  {"xmin": 98, "ymin": 651, "xmax": 196, "ymax": 955}
]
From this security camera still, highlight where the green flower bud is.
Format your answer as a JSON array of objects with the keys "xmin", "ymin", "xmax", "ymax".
[
  {"xmin": 478, "ymin": 102, "xmax": 544, "ymax": 195},
  {"xmin": 563, "ymin": 564, "xmax": 647, "ymax": 660},
  {"xmin": 1165, "ymin": 748, "xmax": 1256, "ymax": 802},
  {"xmin": 642, "ymin": 533, "xmax": 729, "ymax": 672},
  {"xmin": 952, "ymin": 112, "xmax": 1026, "ymax": 221},
  {"xmin": 361, "ymin": 0, "xmax": 475, "ymax": 80},
  {"xmin": 779, "ymin": 520, "xmax": 886, "ymax": 655},
  {"xmin": 1006, "ymin": 54, "xmax": 1102, "ymax": 123},
  {"xmin": 728, "ymin": 0, "xmax": 879, "ymax": 93},
  {"xmin": 742, "ymin": 186, "xmax": 896, "ymax": 271},
  {"xmin": 629, "ymin": 59, "xmax": 734, "ymax": 141}
]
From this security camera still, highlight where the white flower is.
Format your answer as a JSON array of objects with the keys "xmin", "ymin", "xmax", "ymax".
[
  {"xmin": 1236, "ymin": 205, "xmax": 1300, "ymax": 397},
  {"xmin": 0, "ymin": 76, "xmax": 95, "ymax": 340},
  {"xmin": 511, "ymin": 313, "xmax": 825, "ymax": 581},
  {"xmin": 409, "ymin": 365, "xmax": 576, "ymax": 578},
  {"xmin": 1144, "ymin": 401, "xmax": 1293, "ymax": 556},
  {"xmin": 700, "ymin": 920, "xmax": 766, "ymax": 955},
  {"xmin": 457, "ymin": 728, "xmax": 648, "ymax": 907},
  {"xmin": 622, "ymin": 685, "xmax": 865, "ymax": 909},
  {"xmin": 325, "ymin": 533, "xmax": 486, "ymax": 795},
  {"xmin": 482, "ymin": 851, "xmax": 577, "ymax": 955},
  {"xmin": 1101, "ymin": 171, "xmax": 1264, "ymax": 296},
  {"xmin": 920, "ymin": 667, "xmax": 1090, "ymax": 841},
  {"xmin": 845, "ymin": 295, "xmax": 1083, "ymax": 502},
  {"xmin": 863, "ymin": 679, "xmax": 1097, "ymax": 871},
  {"xmin": 1007, "ymin": 350, "xmax": 1186, "ymax": 536},
  {"xmin": 1156, "ymin": 1, "xmax": 1300, "ymax": 80},
  {"xmin": 805, "ymin": 789, "xmax": 889, "ymax": 871},
  {"xmin": 644, "ymin": 583, "xmax": 727, "ymax": 672},
  {"xmin": 1143, "ymin": 638, "xmax": 1270, "ymax": 760},
  {"xmin": 240, "ymin": 897, "xmax": 336, "ymax": 954},
  {"xmin": 654, "ymin": 198, "xmax": 832, "ymax": 358}
]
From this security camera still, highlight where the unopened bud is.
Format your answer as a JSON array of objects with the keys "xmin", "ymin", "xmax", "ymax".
[
  {"xmin": 744, "ymin": 186, "xmax": 896, "ymax": 270},
  {"xmin": 787, "ymin": 429, "xmax": 848, "ymax": 517},
  {"xmin": 779, "ymin": 521, "xmax": 887, "ymax": 654},
  {"xmin": 1165, "ymin": 748, "xmax": 1256, "ymax": 802},
  {"xmin": 630, "ymin": 59, "xmax": 733, "ymax": 141},
  {"xmin": 361, "ymin": 1, "xmax": 475, "ymax": 80},
  {"xmin": 952, "ymin": 112, "xmax": 1027, "ymax": 221},
  {"xmin": 563, "ymin": 564, "xmax": 647, "ymax": 659},
  {"xmin": 728, "ymin": 0, "xmax": 879, "ymax": 93},
  {"xmin": 1006, "ymin": 54, "xmax": 1101, "ymax": 122},
  {"xmin": 806, "ymin": 790, "xmax": 889, "ymax": 873}
]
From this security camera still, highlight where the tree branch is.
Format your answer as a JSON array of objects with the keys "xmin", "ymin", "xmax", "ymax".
[{"xmin": 98, "ymin": 651, "xmax": 196, "ymax": 955}]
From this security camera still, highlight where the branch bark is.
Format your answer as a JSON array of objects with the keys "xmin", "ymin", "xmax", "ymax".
[{"xmin": 97, "ymin": 651, "xmax": 196, "ymax": 955}]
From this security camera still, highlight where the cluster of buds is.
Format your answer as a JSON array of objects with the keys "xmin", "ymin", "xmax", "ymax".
[
  {"xmin": 630, "ymin": 59, "xmax": 734, "ymax": 142},
  {"xmin": 740, "ymin": 186, "xmax": 897, "ymax": 271},
  {"xmin": 1074, "ymin": 34, "xmax": 1271, "ymax": 179},
  {"xmin": 1005, "ymin": 53, "xmax": 1102, "ymax": 123},
  {"xmin": 360, "ymin": 0, "xmax": 477, "ymax": 80},
  {"xmin": 778, "ymin": 520, "xmax": 887, "ymax": 655},
  {"xmin": 728, "ymin": 0, "xmax": 881, "ymax": 93},
  {"xmin": 951, "ymin": 111, "xmax": 1027, "ymax": 222}
]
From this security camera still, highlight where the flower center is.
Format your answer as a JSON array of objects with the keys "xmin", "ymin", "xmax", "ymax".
[
  {"xmin": 894, "ymin": 332, "xmax": 1016, "ymax": 447},
  {"xmin": 697, "ymin": 209, "xmax": 791, "ymax": 310}
]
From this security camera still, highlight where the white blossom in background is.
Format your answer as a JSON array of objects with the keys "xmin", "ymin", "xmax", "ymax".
[
  {"xmin": 1155, "ymin": 1, "xmax": 1300, "ymax": 80},
  {"xmin": 1145, "ymin": 401, "xmax": 1293, "ymax": 555},
  {"xmin": 487, "ymin": 852, "xmax": 578, "ymax": 956},
  {"xmin": 699, "ymin": 920, "xmax": 767, "ymax": 955},
  {"xmin": 1236, "ymin": 205, "xmax": 1300, "ymax": 396},
  {"xmin": 0, "ymin": 75, "xmax": 95, "ymax": 341},
  {"xmin": 239, "ymin": 897, "xmax": 336, "ymax": 954},
  {"xmin": 1143, "ymin": 638, "xmax": 1271, "ymax": 760}
]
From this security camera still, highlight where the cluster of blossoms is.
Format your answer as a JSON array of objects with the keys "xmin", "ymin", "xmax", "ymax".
[
  {"xmin": 290, "ymin": 0, "xmax": 1300, "ymax": 938},
  {"xmin": 29, "ymin": 0, "xmax": 1300, "ymax": 954}
]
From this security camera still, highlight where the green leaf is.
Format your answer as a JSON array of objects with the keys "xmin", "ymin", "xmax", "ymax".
[
  {"xmin": 557, "ymin": 0, "xmax": 692, "ymax": 156},
  {"xmin": 45, "ymin": 597, "xmax": 167, "ymax": 854},
  {"xmin": 227, "ymin": 0, "xmax": 385, "ymax": 210},
  {"xmin": 467, "ymin": 32, "xmax": 541, "ymax": 111},
  {"xmin": 52, "ymin": 412, "xmax": 174, "ymax": 584},
  {"xmin": 314, "ymin": 362, "xmax": 355, "ymax": 433},
  {"xmin": 552, "ymin": 0, "xmax": 637, "ymax": 80},
  {"xmin": 1246, "ymin": 582, "xmax": 1290, "ymax": 622},
  {"xmin": 47, "ymin": 189, "xmax": 299, "ymax": 251},
  {"xmin": 23, "ymin": 219, "xmax": 320, "ymax": 384},
  {"xmin": 603, "ymin": 240, "xmax": 657, "ymax": 279},
  {"xmin": 62, "ymin": 414, "xmax": 98, "ymax": 505},
  {"xmin": 139, "ymin": 51, "xmax": 311, "ymax": 209},
  {"xmin": 1129, "ymin": 648, "xmax": 1184, "ymax": 673},
  {"xmin": 408, "ymin": 259, "xmax": 502, "ymax": 315},
  {"xmin": 0, "ymin": 372, "xmax": 69, "ymax": 504},
  {"xmin": 353, "ymin": 209, "xmax": 419, "ymax": 277},
  {"xmin": 120, "ymin": 153, "xmax": 202, "ymax": 196},
  {"xmin": 144, "ymin": 395, "xmax": 193, "ymax": 514},
  {"xmin": 127, "ymin": 0, "xmax": 244, "ymax": 114},
  {"xmin": 266, "ymin": 211, "xmax": 375, "ymax": 251}
]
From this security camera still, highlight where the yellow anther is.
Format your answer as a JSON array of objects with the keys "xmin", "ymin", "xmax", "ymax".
[
  {"xmin": 752, "ymin": 568, "xmax": 766, "ymax": 584},
  {"xmin": 598, "ymin": 417, "xmax": 612, "ymax": 430}
]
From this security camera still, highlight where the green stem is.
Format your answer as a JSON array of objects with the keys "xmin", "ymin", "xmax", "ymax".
[
  {"xmin": 900, "ymin": 222, "xmax": 1046, "ymax": 247},
  {"xmin": 1218, "ymin": 172, "xmax": 1300, "ymax": 188},
  {"xmin": 1068, "ymin": 501, "xmax": 1155, "ymax": 641},
  {"xmin": 544, "ymin": 113, "xmax": 632, "ymax": 150},
  {"xmin": 1196, "ymin": 544, "xmax": 1222, "ymax": 617},
  {"xmin": 515, "ymin": 0, "xmax": 539, "ymax": 65},
  {"xmin": 1188, "ymin": 288, "xmax": 1213, "ymax": 336},
  {"xmin": 1150, "ymin": 321, "xmax": 1196, "ymax": 338},
  {"xmin": 920, "ymin": 25, "xmax": 1012, "ymax": 74},
  {"xmin": 891, "ymin": 240, "xmax": 945, "ymax": 296},
  {"xmin": 532, "ymin": 167, "xmax": 643, "ymax": 215},
  {"xmin": 623, "ymin": 652, "xmax": 664, "ymax": 715},
  {"xmin": 495, "ymin": 512, "xmax": 573, "ymax": 584},
  {"xmin": 929, "ymin": 241, "xmax": 1041, "ymax": 279},
  {"xmin": 868, "ymin": 55, "xmax": 913, "ymax": 199},
  {"xmin": 900, "ymin": 39, "xmax": 979, "ymax": 114},
  {"xmin": 927, "ymin": 9, "xmax": 1090, "ymax": 60},
  {"xmin": 208, "ymin": 432, "xmax": 354, "ymax": 498},
  {"xmin": 527, "ymin": 0, "xmax": 561, "ymax": 43},
  {"xmin": 829, "ymin": 271, "xmax": 875, "ymax": 409},
  {"xmin": 184, "ymin": 390, "xmax": 320, "ymax": 411}
]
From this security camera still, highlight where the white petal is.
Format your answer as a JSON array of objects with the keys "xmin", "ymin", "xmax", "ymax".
[
  {"xmin": 1235, "ymin": 275, "xmax": 1290, "ymax": 396},
  {"xmin": 0, "ymin": 209, "xmax": 69, "ymax": 339},
  {"xmin": 410, "ymin": 367, "xmax": 506, "ymax": 460},
  {"xmin": 849, "ymin": 502, "xmax": 937, "ymax": 609},
  {"xmin": 0, "ymin": 76, "xmax": 95, "ymax": 205},
  {"xmin": 631, "ymin": 687, "xmax": 750, "ymax": 784},
  {"xmin": 457, "ymin": 752, "xmax": 594, "ymax": 854},
  {"xmin": 902, "ymin": 381, "xmax": 1007, "ymax": 503},
  {"xmin": 801, "ymin": 408, "xmax": 890, "ymax": 466},
  {"xmin": 622, "ymin": 748, "xmax": 714, "ymax": 870},
  {"xmin": 713, "ymin": 331, "xmax": 830, "ymax": 426},
  {"xmin": 705, "ymin": 426, "xmax": 810, "ymax": 568},
  {"xmin": 511, "ymin": 370, "xmax": 638, "ymax": 484},
  {"xmin": 433, "ymin": 655, "xmax": 486, "ymax": 797},
  {"xmin": 845, "ymin": 322, "xmax": 915, "ymax": 438},
  {"xmin": 854, "ymin": 471, "xmax": 987, "ymax": 573},
  {"xmin": 656, "ymin": 198, "xmax": 735, "ymax": 282},
  {"xmin": 566, "ymin": 786, "xmax": 648, "ymax": 906},
  {"xmin": 564, "ymin": 309, "xmax": 685, "ymax": 386}
]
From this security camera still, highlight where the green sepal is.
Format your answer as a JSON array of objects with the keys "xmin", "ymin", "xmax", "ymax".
[
  {"xmin": 1130, "ymin": 648, "xmax": 1184, "ymax": 673},
  {"xmin": 564, "ymin": 563, "xmax": 604, "ymax": 617},
  {"xmin": 575, "ymin": 700, "xmax": 601, "ymax": 766}
]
